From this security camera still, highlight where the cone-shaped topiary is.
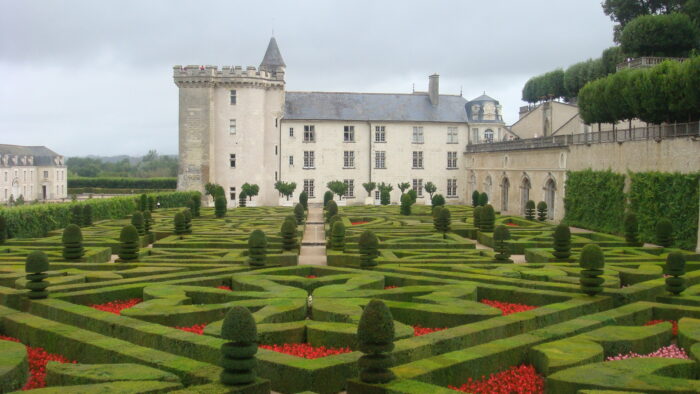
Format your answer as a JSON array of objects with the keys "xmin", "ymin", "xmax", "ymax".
[
  {"xmin": 359, "ymin": 230, "xmax": 379, "ymax": 269},
  {"xmin": 525, "ymin": 200, "xmax": 536, "ymax": 220},
  {"xmin": 220, "ymin": 306, "xmax": 258, "ymax": 386},
  {"xmin": 0, "ymin": 216, "xmax": 7, "ymax": 244},
  {"xmin": 215, "ymin": 196, "xmax": 227, "ymax": 218},
  {"xmin": 280, "ymin": 217, "xmax": 297, "ymax": 251},
  {"xmin": 191, "ymin": 194, "xmax": 201, "ymax": 217},
  {"xmin": 70, "ymin": 205, "xmax": 83, "ymax": 227},
  {"xmin": 537, "ymin": 201, "xmax": 548, "ymax": 221},
  {"xmin": 552, "ymin": 224, "xmax": 571, "ymax": 260},
  {"xmin": 480, "ymin": 204, "xmax": 495, "ymax": 232},
  {"xmin": 326, "ymin": 200, "xmax": 338, "ymax": 223},
  {"xmin": 493, "ymin": 225, "xmax": 511, "ymax": 261},
  {"xmin": 434, "ymin": 206, "xmax": 451, "ymax": 239},
  {"xmin": 664, "ymin": 252, "xmax": 686, "ymax": 295},
  {"xmin": 118, "ymin": 225, "xmax": 140, "ymax": 261},
  {"xmin": 624, "ymin": 212, "xmax": 640, "ymax": 246},
  {"xmin": 143, "ymin": 210, "xmax": 153, "ymax": 234},
  {"xmin": 25, "ymin": 251, "xmax": 49, "ymax": 299},
  {"xmin": 82, "ymin": 205, "xmax": 93, "ymax": 227},
  {"xmin": 357, "ymin": 299, "xmax": 395, "ymax": 384},
  {"xmin": 478, "ymin": 192, "xmax": 488, "ymax": 206},
  {"xmin": 323, "ymin": 191, "xmax": 333, "ymax": 209},
  {"xmin": 248, "ymin": 230, "xmax": 267, "ymax": 267},
  {"xmin": 331, "ymin": 221, "xmax": 346, "ymax": 251},
  {"xmin": 147, "ymin": 195, "xmax": 155, "ymax": 211},
  {"xmin": 656, "ymin": 218, "xmax": 673, "ymax": 247},
  {"xmin": 173, "ymin": 212, "xmax": 187, "ymax": 235},
  {"xmin": 131, "ymin": 212, "xmax": 145, "ymax": 236},
  {"xmin": 294, "ymin": 203, "xmax": 305, "ymax": 225},
  {"xmin": 139, "ymin": 194, "xmax": 148, "ymax": 212},
  {"xmin": 471, "ymin": 190, "xmax": 480, "ymax": 207},
  {"xmin": 62, "ymin": 224, "xmax": 84, "ymax": 260},
  {"xmin": 400, "ymin": 193, "xmax": 412, "ymax": 216},
  {"xmin": 473, "ymin": 206, "xmax": 483, "ymax": 229},
  {"xmin": 182, "ymin": 208, "xmax": 193, "ymax": 234},
  {"xmin": 299, "ymin": 191, "xmax": 308, "ymax": 211},
  {"xmin": 579, "ymin": 244, "xmax": 604, "ymax": 296}
]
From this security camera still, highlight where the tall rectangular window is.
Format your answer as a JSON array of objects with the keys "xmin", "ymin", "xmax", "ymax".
[
  {"xmin": 230, "ymin": 90, "xmax": 237, "ymax": 105},
  {"xmin": 412, "ymin": 179, "xmax": 423, "ymax": 197},
  {"xmin": 447, "ymin": 152, "xmax": 457, "ymax": 169},
  {"xmin": 289, "ymin": 156, "xmax": 294, "ymax": 165},
  {"xmin": 229, "ymin": 187, "xmax": 236, "ymax": 201},
  {"xmin": 472, "ymin": 128, "xmax": 479, "ymax": 143},
  {"xmin": 375, "ymin": 125, "xmax": 386, "ymax": 142},
  {"xmin": 303, "ymin": 151, "xmax": 315, "ymax": 168},
  {"xmin": 289, "ymin": 127, "xmax": 294, "ymax": 137},
  {"xmin": 344, "ymin": 126, "xmax": 355, "ymax": 142},
  {"xmin": 304, "ymin": 125, "xmax": 315, "ymax": 142},
  {"xmin": 344, "ymin": 179, "xmax": 355, "ymax": 197},
  {"xmin": 304, "ymin": 179, "xmax": 315, "ymax": 198},
  {"xmin": 375, "ymin": 151, "xmax": 386, "ymax": 169},
  {"xmin": 447, "ymin": 127, "xmax": 458, "ymax": 143},
  {"xmin": 412, "ymin": 126, "xmax": 424, "ymax": 143},
  {"xmin": 43, "ymin": 171, "xmax": 48, "ymax": 178},
  {"xmin": 229, "ymin": 154, "xmax": 236, "ymax": 168},
  {"xmin": 447, "ymin": 179, "xmax": 457, "ymax": 197},
  {"xmin": 412, "ymin": 151, "xmax": 423, "ymax": 169},
  {"xmin": 343, "ymin": 151, "xmax": 355, "ymax": 168},
  {"xmin": 229, "ymin": 119, "xmax": 236, "ymax": 135}
]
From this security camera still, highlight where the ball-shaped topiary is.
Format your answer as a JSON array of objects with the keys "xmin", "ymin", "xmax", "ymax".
[
  {"xmin": 473, "ymin": 206, "xmax": 483, "ymax": 229},
  {"xmin": 299, "ymin": 191, "xmax": 308, "ymax": 211},
  {"xmin": 478, "ymin": 192, "xmax": 488, "ymax": 206},
  {"xmin": 552, "ymin": 224, "xmax": 571, "ymax": 260},
  {"xmin": 173, "ymin": 212, "xmax": 187, "ymax": 235},
  {"xmin": 0, "ymin": 216, "xmax": 7, "ymax": 244},
  {"xmin": 331, "ymin": 221, "xmax": 346, "ymax": 251},
  {"xmin": 624, "ymin": 212, "xmax": 641, "ymax": 246},
  {"xmin": 493, "ymin": 225, "xmax": 511, "ymax": 261},
  {"xmin": 537, "ymin": 201, "xmax": 548, "ymax": 221},
  {"xmin": 248, "ymin": 230, "xmax": 268, "ymax": 267},
  {"xmin": 182, "ymin": 208, "xmax": 193, "ymax": 234},
  {"xmin": 118, "ymin": 225, "xmax": 140, "ymax": 261},
  {"xmin": 357, "ymin": 299, "xmax": 395, "ymax": 384},
  {"xmin": 431, "ymin": 194, "xmax": 445, "ymax": 210},
  {"xmin": 471, "ymin": 190, "xmax": 480, "ymax": 207},
  {"xmin": 325, "ymin": 200, "xmax": 338, "ymax": 223},
  {"xmin": 280, "ymin": 217, "xmax": 298, "ymax": 252},
  {"xmin": 191, "ymin": 194, "xmax": 201, "ymax": 217},
  {"xmin": 664, "ymin": 252, "xmax": 686, "ymax": 295},
  {"xmin": 480, "ymin": 204, "xmax": 495, "ymax": 232},
  {"xmin": 81, "ymin": 205, "xmax": 93, "ymax": 227},
  {"xmin": 25, "ymin": 251, "xmax": 49, "ymax": 299},
  {"xmin": 656, "ymin": 218, "xmax": 673, "ymax": 247},
  {"xmin": 62, "ymin": 224, "xmax": 84, "ymax": 260},
  {"xmin": 294, "ymin": 203, "xmax": 305, "ymax": 225},
  {"xmin": 143, "ymin": 210, "xmax": 153, "ymax": 234},
  {"xmin": 524, "ymin": 200, "xmax": 536, "ymax": 220},
  {"xmin": 434, "ymin": 206, "xmax": 451, "ymax": 239},
  {"xmin": 359, "ymin": 230, "xmax": 379, "ymax": 269},
  {"xmin": 400, "ymin": 193, "xmax": 412, "ymax": 216},
  {"xmin": 323, "ymin": 191, "xmax": 334, "ymax": 209},
  {"xmin": 215, "ymin": 196, "xmax": 227, "ymax": 218},
  {"xmin": 220, "ymin": 306, "xmax": 258, "ymax": 386},
  {"xmin": 131, "ymin": 212, "xmax": 145, "ymax": 236},
  {"xmin": 579, "ymin": 244, "xmax": 605, "ymax": 296}
]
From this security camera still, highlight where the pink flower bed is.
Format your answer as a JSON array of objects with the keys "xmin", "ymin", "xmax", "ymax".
[{"xmin": 607, "ymin": 344, "xmax": 689, "ymax": 361}]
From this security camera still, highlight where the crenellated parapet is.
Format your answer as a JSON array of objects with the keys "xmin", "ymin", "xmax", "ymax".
[{"xmin": 173, "ymin": 65, "xmax": 285, "ymax": 89}]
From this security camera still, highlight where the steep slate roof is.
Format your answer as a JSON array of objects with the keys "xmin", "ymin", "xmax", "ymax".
[
  {"xmin": 260, "ymin": 37, "xmax": 286, "ymax": 69},
  {"xmin": 284, "ymin": 92, "xmax": 469, "ymax": 122},
  {"xmin": 0, "ymin": 144, "xmax": 61, "ymax": 166},
  {"xmin": 469, "ymin": 93, "xmax": 498, "ymax": 103}
]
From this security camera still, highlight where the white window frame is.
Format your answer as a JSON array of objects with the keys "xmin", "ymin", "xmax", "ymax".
[
  {"xmin": 447, "ymin": 152, "xmax": 458, "ymax": 169},
  {"xmin": 303, "ymin": 151, "xmax": 315, "ymax": 168},
  {"xmin": 343, "ymin": 151, "xmax": 355, "ymax": 168},
  {"xmin": 230, "ymin": 90, "xmax": 237, "ymax": 105},
  {"xmin": 412, "ymin": 126, "xmax": 424, "ymax": 143},
  {"xmin": 447, "ymin": 127, "xmax": 458, "ymax": 144},
  {"xmin": 304, "ymin": 179, "xmax": 315, "ymax": 198},
  {"xmin": 375, "ymin": 125, "xmax": 386, "ymax": 142},
  {"xmin": 344, "ymin": 126, "xmax": 355, "ymax": 142},
  {"xmin": 229, "ymin": 187, "xmax": 236, "ymax": 201},
  {"xmin": 303, "ymin": 125, "xmax": 315, "ymax": 142},
  {"xmin": 229, "ymin": 119, "xmax": 236, "ymax": 135},
  {"xmin": 229, "ymin": 153, "xmax": 236, "ymax": 168},
  {"xmin": 412, "ymin": 179, "xmax": 423, "ymax": 197},
  {"xmin": 447, "ymin": 179, "xmax": 457, "ymax": 197},
  {"xmin": 344, "ymin": 179, "xmax": 355, "ymax": 198},
  {"xmin": 412, "ymin": 151, "xmax": 423, "ymax": 169},
  {"xmin": 375, "ymin": 151, "xmax": 386, "ymax": 169}
]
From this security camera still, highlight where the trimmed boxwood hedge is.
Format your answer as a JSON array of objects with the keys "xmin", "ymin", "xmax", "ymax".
[
  {"xmin": 68, "ymin": 177, "xmax": 177, "ymax": 189},
  {"xmin": 563, "ymin": 169, "xmax": 626, "ymax": 235}
]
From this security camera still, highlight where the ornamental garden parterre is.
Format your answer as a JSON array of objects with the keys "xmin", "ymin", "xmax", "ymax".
[{"xmin": 1, "ymin": 192, "xmax": 700, "ymax": 393}]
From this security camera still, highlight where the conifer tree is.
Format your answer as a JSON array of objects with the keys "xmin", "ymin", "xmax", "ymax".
[
  {"xmin": 294, "ymin": 203, "xmax": 305, "ymax": 225},
  {"xmin": 118, "ymin": 225, "xmax": 140, "ymax": 261},
  {"xmin": 71, "ymin": 205, "xmax": 83, "ymax": 226},
  {"xmin": 131, "ymin": 212, "xmax": 145, "ymax": 236},
  {"xmin": 143, "ymin": 210, "xmax": 153, "ymax": 234},
  {"xmin": 434, "ymin": 206, "xmax": 451, "ymax": 239},
  {"xmin": 624, "ymin": 212, "xmax": 641, "ymax": 246},
  {"xmin": 299, "ymin": 191, "xmax": 308, "ymax": 211},
  {"xmin": 215, "ymin": 196, "xmax": 227, "ymax": 218},
  {"xmin": 220, "ymin": 306, "xmax": 258, "ymax": 386},
  {"xmin": 331, "ymin": 221, "xmax": 346, "ymax": 251},
  {"xmin": 182, "ymin": 208, "xmax": 193, "ymax": 234},
  {"xmin": 280, "ymin": 217, "xmax": 298, "ymax": 251},
  {"xmin": 0, "ymin": 216, "xmax": 7, "ymax": 244},
  {"xmin": 248, "ymin": 230, "xmax": 267, "ymax": 267},
  {"xmin": 471, "ymin": 190, "xmax": 480, "ymax": 207},
  {"xmin": 656, "ymin": 218, "xmax": 673, "ymax": 247},
  {"xmin": 62, "ymin": 224, "xmax": 84, "ymax": 260},
  {"xmin": 537, "ymin": 201, "xmax": 548, "ymax": 221},
  {"xmin": 82, "ymin": 205, "xmax": 93, "ymax": 226},
  {"xmin": 325, "ymin": 200, "xmax": 338, "ymax": 223},
  {"xmin": 191, "ymin": 194, "xmax": 201, "ymax": 217},
  {"xmin": 552, "ymin": 224, "xmax": 571, "ymax": 259},
  {"xmin": 480, "ymin": 204, "xmax": 495, "ymax": 232},
  {"xmin": 473, "ymin": 206, "xmax": 483, "ymax": 229},
  {"xmin": 579, "ymin": 244, "xmax": 605, "ymax": 296},
  {"xmin": 357, "ymin": 299, "xmax": 395, "ymax": 384},
  {"xmin": 478, "ymin": 192, "xmax": 488, "ymax": 206},
  {"xmin": 525, "ymin": 200, "xmax": 536, "ymax": 220},
  {"xmin": 400, "ymin": 193, "xmax": 412, "ymax": 215},
  {"xmin": 174, "ymin": 212, "xmax": 187, "ymax": 235},
  {"xmin": 359, "ymin": 230, "xmax": 379, "ymax": 268},
  {"xmin": 25, "ymin": 251, "xmax": 50, "ymax": 299},
  {"xmin": 493, "ymin": 225, "xmax": 511, "ymax": 261},
  {"xmin": 664, "ymin": 252, "xmax": 686, "ymax": 295}
]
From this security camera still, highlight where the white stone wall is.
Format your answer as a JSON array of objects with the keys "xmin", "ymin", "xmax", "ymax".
[{"xmin": 0, "ymin": 165, "xmax": 66, "ymax": 202}]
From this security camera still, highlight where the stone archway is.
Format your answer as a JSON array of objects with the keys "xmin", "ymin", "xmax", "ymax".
[
  {"xmin": 520, "ymin": 175, "xmax": 531, "ymax": 215},
  {"xmin": 544, "ymin": 178, "xmax": 556, "ymax": 220},
  {"xmin": 501, "ymin": 177, "xmax": 510, "ymax": 212}
]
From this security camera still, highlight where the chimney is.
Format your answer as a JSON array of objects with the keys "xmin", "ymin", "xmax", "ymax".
[{"xmin": 429, "ymin": 74, "xmax": 439, "ymax": 106}]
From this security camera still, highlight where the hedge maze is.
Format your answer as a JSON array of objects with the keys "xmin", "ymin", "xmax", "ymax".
[{"xmin": 1, "ymin": 200, "xmax": 700, "ymax": 393}]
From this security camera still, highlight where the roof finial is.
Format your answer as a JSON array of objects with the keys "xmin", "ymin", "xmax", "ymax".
[{"xmin": 460, "ymin": 85, "xmax": 463, "ymax": 96}]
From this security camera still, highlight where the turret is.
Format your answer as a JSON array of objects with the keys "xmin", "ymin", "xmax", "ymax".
[{"xmin": 260, "ymin": 37, "xmax": 286, "ymax": 78}]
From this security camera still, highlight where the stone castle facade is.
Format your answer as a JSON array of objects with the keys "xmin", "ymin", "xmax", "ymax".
[{"xmin": 0, "ymin": 144, "xmax": 68, "ymax": 203}]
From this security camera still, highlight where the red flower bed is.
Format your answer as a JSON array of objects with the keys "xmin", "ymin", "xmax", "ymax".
[
  {"xmin": 384, "ymin": 285, "xmax": 398, "ymax": 289},
  {"xmin": 449, "ymin": 364, "xmax": 544, "ymax": 393},
  {"xmin": 306, "ymin": 275, "xmax": 317, "ymax": 279},
  {"xmin": 175, "ymin": 324, "xmax": 206, "ymax": 335},
  {"xmin": 0, "ymin": 335, "xmax": 76, "ymax": 390},
  {"xmin": 645, "ymin": 319, "xmax": 679, "ymax": 336},
  {"xmin": 505, "ymin": 222, "xmax": 519, "ymax": 227},
  {"xmin": 259, "ymin": 343, "xmax": 351, "ymax": 359},
  {"xmin": 89, "ymin": 298, "xmax": 142, "ymax": 315},
  {"xmin": 351, "ymin": 221, "xmax": 369, "ymax": 225},
  {"xmin": 413, "ymin": 325, "xmax": 447, "ymax": 336},
  {"xmin": 481, "ymin": 299, "xmax": 537, "ymax": 316},
  {"xmin": 216, "ymin": 285, "xmax": 232, "ymax": 291}
]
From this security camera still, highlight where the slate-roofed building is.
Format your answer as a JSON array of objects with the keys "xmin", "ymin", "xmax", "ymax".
[
  {"xmin": 174, "ymin": 37, "xmax": 507, "ymax": 206},
  {"xmin": 0, "ymin": 144, "xmax": 67, "ymax": 202}
]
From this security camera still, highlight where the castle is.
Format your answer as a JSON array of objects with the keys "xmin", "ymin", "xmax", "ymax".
[
  {"xmin": 0, "ymin": 144, "xmax": 67, "ymax": 203},
  {"xmin": 174, "ymin": 37, "xmax": 508, "ymax": 206}
]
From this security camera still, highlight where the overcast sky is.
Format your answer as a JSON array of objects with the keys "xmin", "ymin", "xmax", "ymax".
[{"xmin": 0, "ymin": 0, "xmax": 615, "ymax": 157}]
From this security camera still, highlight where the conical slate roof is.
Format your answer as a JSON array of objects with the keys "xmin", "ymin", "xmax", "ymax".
[
  {"xmin": 469, "ymin": 93, "xmax": 498, "ymax": 103},
  {"xmin": 260, "ymin": 37, "xmax": 286, "ymax": 69}
]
